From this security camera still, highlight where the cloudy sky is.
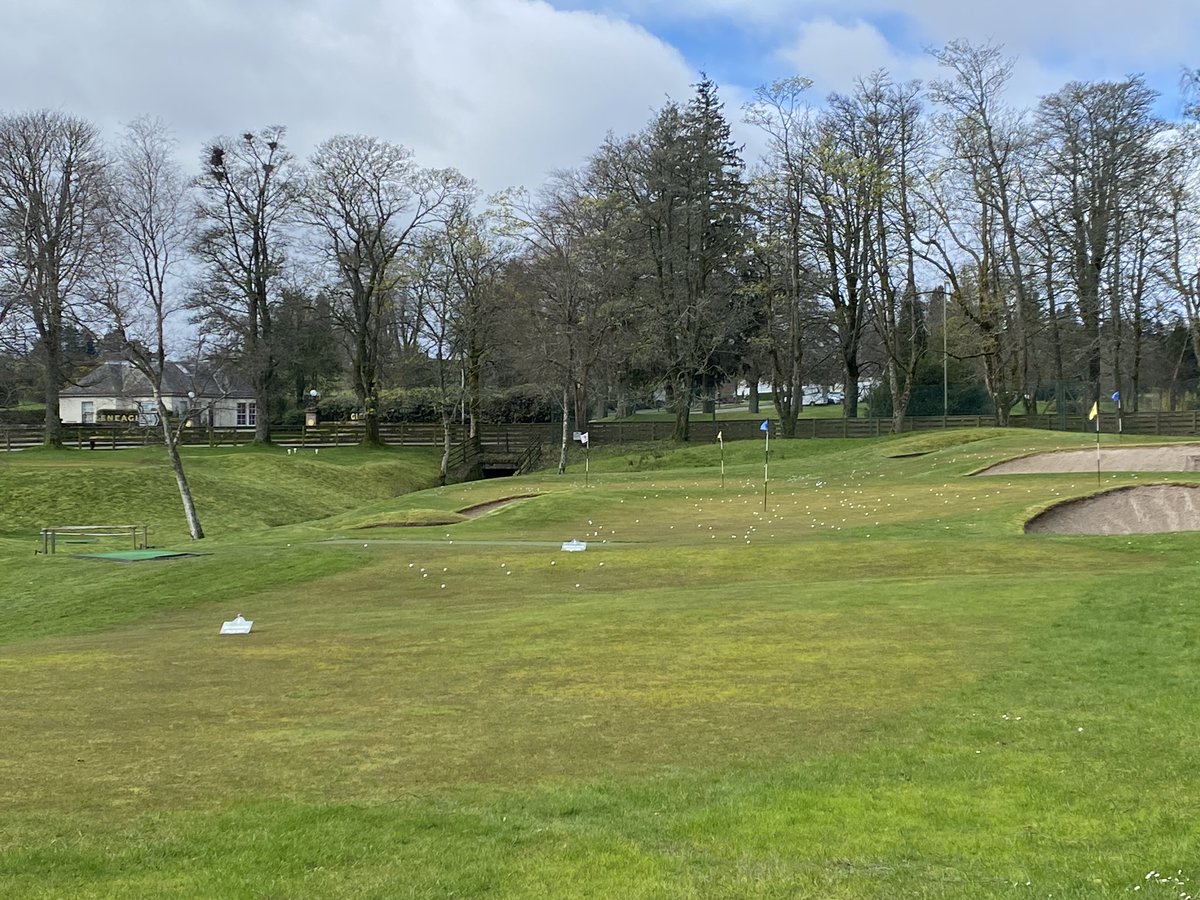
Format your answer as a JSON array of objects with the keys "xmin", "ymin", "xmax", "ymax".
[{"xmin": 2, "ymin": 0, "xmax": 1197, "ymax": 194}]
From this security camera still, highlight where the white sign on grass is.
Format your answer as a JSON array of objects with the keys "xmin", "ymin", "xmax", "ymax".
[
  {"xmin": 561, "ymin": 539, "xmax": 587, "ymax": 552},
  {"xmin": 220, "ymin": 614, "xmax": 253, "ymax": 635}
]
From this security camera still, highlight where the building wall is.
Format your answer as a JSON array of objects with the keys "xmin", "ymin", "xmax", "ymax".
[{"xmin": 59, "ymin": 395, "xmax": 256, "ymax": 428}]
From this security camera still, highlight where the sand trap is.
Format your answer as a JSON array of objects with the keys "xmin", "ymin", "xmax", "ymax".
[
  {"xmin": 457, "ymin": 494, "xmax": 540, "ymax": 517},
  {"xmin": 1026, "ymin": 484, "xmax": 1200, "ymax": 534},
  {"xmin": 977, "ymin": 445, "xmax": 1200, "ymax": 533},
  {"xmin": 981, "ymin": 444, "xmax": 1200, "ymax": 475},
  {"xmin": 356, "ymin": 494, "xmax": 541, "ymax": 529}
]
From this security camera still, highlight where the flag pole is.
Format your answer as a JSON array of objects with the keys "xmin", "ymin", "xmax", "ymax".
[
  {"xmin": 761, "ymin": 420, "xmax": 769, "ymax": 513},
  {"xmin": 579, "ymin": 432, "xmax": 591, "ymax": 487},
  {"xmin": 717, "ymin": 430, "xmax": 725, "ymax": 490},
  {"xmin": 1092, "ymin": 401, "xmax": 1101, "ymax": 488}
]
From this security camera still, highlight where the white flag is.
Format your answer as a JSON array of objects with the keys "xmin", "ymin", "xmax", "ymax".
[{"xmin": 580, "ymin": 432, "xmax": 589, "ymax": 445}]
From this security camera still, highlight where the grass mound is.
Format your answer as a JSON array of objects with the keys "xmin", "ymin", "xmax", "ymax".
[{"xmin": 0, "ymin": 444, "xmax": 441, "ymax": 543}]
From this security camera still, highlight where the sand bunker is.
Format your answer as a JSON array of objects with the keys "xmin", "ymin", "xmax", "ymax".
[
  {"xmin": 977, "ymin": 444, "xmax": 1200, "ymax": 533},
  {"xmin": 1026, "ymin": 484, "xmax": 1200, "ymax": 535},
  {"xmin": 981, "ymin": 444, "xmax": 1200, "ymax": 475},
  {"xmin": 357, "ymin": 494, "xmax": 540, "ymax": 529}
]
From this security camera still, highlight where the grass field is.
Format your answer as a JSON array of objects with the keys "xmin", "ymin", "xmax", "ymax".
[{"xmin": 3, "ymin": 431, "xmax": 1200, "ymax": 898}]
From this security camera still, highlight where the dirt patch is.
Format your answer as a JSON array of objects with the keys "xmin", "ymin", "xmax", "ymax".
[
  {"xmin": 354, "ymin": 495, "xmax": 540, "ymax": 530},
  {"xmin": 980, "ymin": 444, "xmax": 1200, "ymax": 476},
  {"xmin": 358, "ymin": 517, "xmax": 463, "ymax": 529},
  {"xmin": 1026, "ymin": 484, "xmax": 1200, "ymax": 534}
]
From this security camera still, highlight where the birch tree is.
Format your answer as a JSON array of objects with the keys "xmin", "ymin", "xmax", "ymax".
[{"xmin": 103, "ymin": 117, "xmax": 203, "ymax": 538}]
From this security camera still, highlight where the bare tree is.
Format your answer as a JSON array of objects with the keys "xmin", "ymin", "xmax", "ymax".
[
  {"xmin": 925, "ymin": 41, "xmax": 1035, "ymax": 423},
  {"xmin": 101, "ymin": 117, "xmax": 204, "ymax": 537},
  {"xmin": 744, "ymin": 76, "xmax": 817, "ymax": 436},
  {"xmin": 0, "ymin": 110, "xmax": 109, "ymax": 446},
  {"xmin": 854, "ymin": 72, "xmax": 929, "ymax": 428},
  {"xmin": 804, "ymin": 90, "xmax": 878, "ymax": 418},
  {"xmin": 1035, "ymin": 76, "xmax": 1163, "ymax": 410},
  {"xmin": 191, "ymin": 127, "xmax": 298, "ymax": 442},
  {"xmin": 501, "ymin": 168, "xmax": 627, "ymax": 470},
  {"xmin": 444, "ymin": 200, "xmax": 512, "ymax": 440},
  {"xmin": 303, "ymin": 135, "xmax": 467, "ymax": 444}
]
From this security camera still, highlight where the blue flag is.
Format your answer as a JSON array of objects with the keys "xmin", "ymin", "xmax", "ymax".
[
  {"xmin": 759, "ymin": 420, "xmax": 769, "ymax": 431},
  {"xmin": 1111, "ymin": 391, "xmax": 1120, "ymax": 403}
]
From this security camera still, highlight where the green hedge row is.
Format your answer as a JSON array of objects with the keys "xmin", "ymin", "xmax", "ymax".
[{"xmin": 287, "ymin": 385, "xmax": 554, "ymax": 426}]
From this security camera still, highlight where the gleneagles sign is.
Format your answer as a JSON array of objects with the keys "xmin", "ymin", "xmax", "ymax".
[{"xmin": 96, "ymin": 410, "xmax": 159, "ymax": 425}]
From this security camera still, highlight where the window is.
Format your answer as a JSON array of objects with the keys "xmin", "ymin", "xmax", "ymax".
[
  {"xmin": 81, "ymin": 401, "xmax": 94, "ymax": 424},
  {"xmin": 236, "ymin": 401, "xmax": 257, "ymax": 427}
]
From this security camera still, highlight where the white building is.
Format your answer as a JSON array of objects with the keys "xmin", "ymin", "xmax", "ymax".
[{"xmin": 59, "ymin": 358, "xmax": 257, "ymax": 428}]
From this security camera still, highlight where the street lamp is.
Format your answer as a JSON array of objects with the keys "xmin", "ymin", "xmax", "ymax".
[{"xmin": 305, "ymin": 389, "xmax": 319, "ymax": 428}]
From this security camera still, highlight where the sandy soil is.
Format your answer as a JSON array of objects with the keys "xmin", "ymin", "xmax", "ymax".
[
  {"xmin": 978, "ymin": 444, "xmax": 1200, "ymax": 534},
  {"xmin": 1024, "ymin": 484, "xmax": 1200, "ymax": 534},
  {"xmin": 980, "ymin": 444, "xmax": 1200, "ymax": 476}
]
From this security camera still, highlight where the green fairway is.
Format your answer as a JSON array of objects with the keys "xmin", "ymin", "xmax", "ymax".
[{"xmin": 3, "ymin": 432, "xmax": 1200, "ymax": 897}]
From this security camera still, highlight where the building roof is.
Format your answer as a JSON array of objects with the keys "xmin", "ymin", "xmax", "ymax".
[{"xmin": 61, "ymin": 358, "xmax": 255, "ymax": 399}]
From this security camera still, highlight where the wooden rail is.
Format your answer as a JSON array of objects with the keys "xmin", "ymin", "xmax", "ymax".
[
  {"xmin": 7, "ymin": 410, "xmax": 1200, "ymax": 453},
  {"xmin": 38, "ymin": 524, "xmax": 148, "ymax": 555}
]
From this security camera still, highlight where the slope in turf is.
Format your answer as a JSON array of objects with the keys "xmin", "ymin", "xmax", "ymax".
[{"xmin": 3, "ymin": 431, "xmax": 1200, "ymax": 898}]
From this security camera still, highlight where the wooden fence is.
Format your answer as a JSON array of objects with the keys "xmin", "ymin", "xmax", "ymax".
[
  {"xmin": 6, "ymin": 411, "xmax": 1200, "ymax": 452},
  {"xmin": 0, "ymin": 422, "xmax": 559, "ymax": 452}
]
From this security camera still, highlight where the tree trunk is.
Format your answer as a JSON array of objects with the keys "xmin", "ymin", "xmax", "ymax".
[
  {"xmin": 439, "ymin": 407, "xmax": 452, "ymax": 484},
  {"xmin": 558, "ymin": 383, "xmax": 569, "ymax": 475},
  {"xmin": 42, "ymin": 364, "xmax": 63, "ymax": 448},
  {"xmin": 155, "ymin": 392, "xmax": 203, "ymax": 540},
  {"xmin": 361, "ymin": 383, "xmax": 382, "ymax": 445},
  {"xmin": 254, "ymin": 378, "xmax": 271, "ymax": 443},
  {"xmin": 670, "ymin": 372, "xmax": 693, "ymax": 441}
]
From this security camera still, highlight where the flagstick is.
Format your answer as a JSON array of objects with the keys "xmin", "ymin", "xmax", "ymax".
[
  {"xmin": 585, "ymin": 444, "xmax": 590, "ymax": 488},
  {"xmin": 763, "ymin": 425, "xmax": 769, "ymax": 513},
  {"xmin": 1095, "ymin": 410, "xmax": 1102, "ymax": 489},
  {"xmin": 720, "ymin": 441, "xmax": 725, "ymax": 489}
]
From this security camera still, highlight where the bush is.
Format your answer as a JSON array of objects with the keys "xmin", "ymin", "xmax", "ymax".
[
  {"xmin": 868, "ymin": 359, "xmax": 992, "ymax": 417},
  {"xmin": 477, "ymin": 385, "xmax": 553, "ymax": 424},
  {"xmin": 0, "ymin": 407, "xmax": 46, "ymax": 426},
  {"xmin": 299, "ymin": 386, "xmax": 554, "ymax": 425}
]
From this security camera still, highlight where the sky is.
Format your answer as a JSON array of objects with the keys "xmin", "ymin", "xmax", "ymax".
[{"xmin": 2, "ymin": 0, "xmax": 1198, "ymax": 195}]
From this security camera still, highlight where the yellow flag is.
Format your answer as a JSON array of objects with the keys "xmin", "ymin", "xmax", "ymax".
[{"xmin": 1088, "ymin": 401, "xmax": 1099, "ymax": 421}]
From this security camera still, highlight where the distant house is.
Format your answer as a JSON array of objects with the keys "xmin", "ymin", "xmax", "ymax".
[{"xmin": 59, "ymin": 358, "xmax": 256, "ymax": 428}]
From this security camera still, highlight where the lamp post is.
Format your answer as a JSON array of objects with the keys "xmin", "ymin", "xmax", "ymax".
[
  {"xmin": 943, "ymin": 285, "xmax": 949, "ymax": 420},
  {"xmin": 186, "ymin": 391, "xmax": 196, "ymax": 429},
  {"xmin": 304, "ymin": 390, "xmax": 319, "ymax": 447}
]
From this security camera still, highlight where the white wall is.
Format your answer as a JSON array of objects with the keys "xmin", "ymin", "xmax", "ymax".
[{"xmin": 59, "ymin": 395, "xmax": 255, "ymax": 428}]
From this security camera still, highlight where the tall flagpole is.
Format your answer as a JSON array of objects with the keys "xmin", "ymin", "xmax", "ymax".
[
  {"xmin": 761, "ymin": 420, "xmax": 769, "ymax": 512},
  {"xmin": 717, "ymin": 430, "xmax": 724, "ymax": 489},
  {"xmin": 1090, "ymin": 401, "xmax": 1101, "ymax": 488}
]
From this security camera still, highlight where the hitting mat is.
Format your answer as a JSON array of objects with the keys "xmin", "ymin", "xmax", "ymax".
[{"xmin": 75, "ymin": 549, "xmax": 200, "ymax": 562}]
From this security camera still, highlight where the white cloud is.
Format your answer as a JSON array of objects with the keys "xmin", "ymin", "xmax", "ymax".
[
  {"xmin": 775, "ymin": 17, "xmax": 914, "ymax": 96},
  {"xmin": 568, "ymin": 1, "xmax": 1200, "ymax": 111},
  {"xmin": 0, "ymin": 0, "xmax": 696, "ymax": 192}
]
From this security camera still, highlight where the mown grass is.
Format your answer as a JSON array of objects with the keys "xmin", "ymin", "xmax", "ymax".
[{"xmin": 3, "ymin": 431, "xmax": 1200, "ymax": 897}]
